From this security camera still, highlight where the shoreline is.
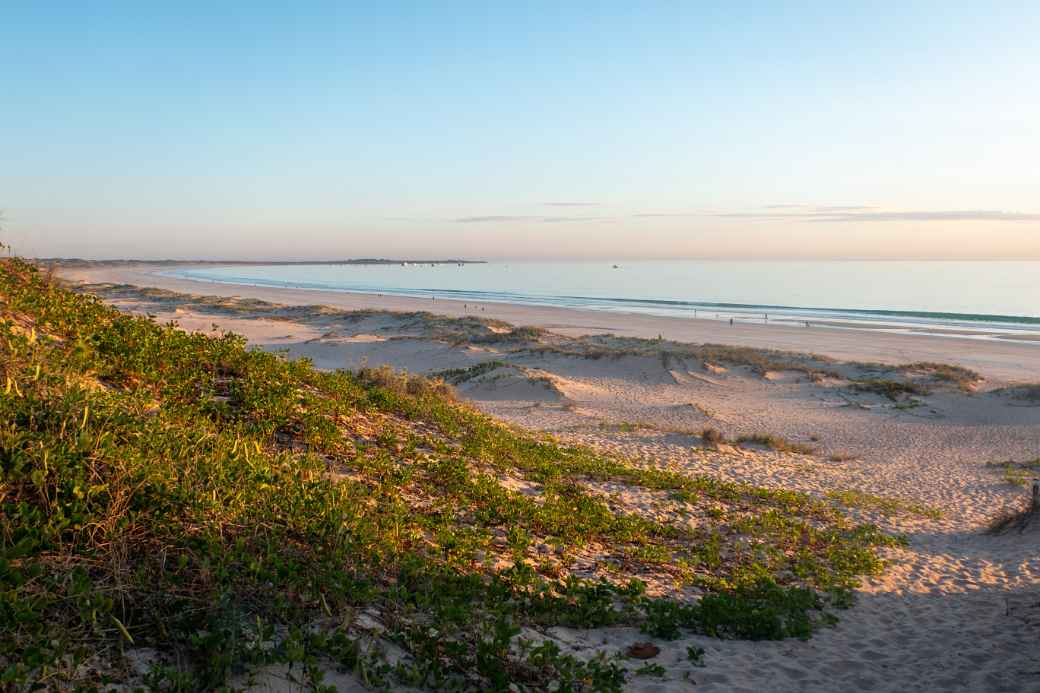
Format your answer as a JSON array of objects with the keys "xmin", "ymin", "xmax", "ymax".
[
  {"xmin": 163, "ymin": 266, "xmax": 1040, "ymax": 336},
  {"xmin": 57, "ymin": 263, "xmax": 1040, "ymax": 383}
]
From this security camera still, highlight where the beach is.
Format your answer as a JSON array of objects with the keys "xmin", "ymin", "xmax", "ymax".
[
  {"xmin": 50, "ymin": 262, "xmax": 1040, "ymax": 692},
  {"xmin": 57, "ymin": 263, "xmax": 1040, "ymax": 382}
]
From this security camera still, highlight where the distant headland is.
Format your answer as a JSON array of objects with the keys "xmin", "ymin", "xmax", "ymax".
[{"xmin": 36, "ymin": 258, "xmax": 487, "ymax": 268}]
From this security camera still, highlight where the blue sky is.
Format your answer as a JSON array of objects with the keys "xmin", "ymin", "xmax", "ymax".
[{"xmin": 3, "ymin": 2, "xmax": 1039, "ymax": 259}]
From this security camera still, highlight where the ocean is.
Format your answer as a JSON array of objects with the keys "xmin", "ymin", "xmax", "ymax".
[{"xmin": 165, "ymin": 260, "xmax": 1040, "ymax": 341}]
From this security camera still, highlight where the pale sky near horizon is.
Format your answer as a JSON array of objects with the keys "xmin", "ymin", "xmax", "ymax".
[{"xmin": 3, "ymin": 2, "xmax": 1039, "ymax": 260}]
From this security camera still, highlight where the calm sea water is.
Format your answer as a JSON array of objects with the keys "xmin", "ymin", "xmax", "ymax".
[{"xmin": 165, "ymin": 261, "xmax": 1040, "ymax": 340}]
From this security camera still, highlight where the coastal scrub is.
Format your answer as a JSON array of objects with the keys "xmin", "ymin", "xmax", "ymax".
[{"xmin": 0, "ymin": 259, "xmax": 897, "ymax": 690}]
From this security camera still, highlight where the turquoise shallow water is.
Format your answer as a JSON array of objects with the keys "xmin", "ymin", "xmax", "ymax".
[{"xmin": 165, "ymin": 260, "xmax": 1040, "ymax": 339}]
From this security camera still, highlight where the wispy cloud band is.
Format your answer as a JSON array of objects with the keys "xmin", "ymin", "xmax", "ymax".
[
  {"xmin": 454, "ymin": 215, "xmax": 606, "ymax": 224},
  {"xmin": 448, "ymin": 207, "xmax": 1040, "ymax": 225},
  {"xmin": 637, "ymin": 207, "xmax": 1040, "ymax": 223},
  {"xmin": 817, "ymin": 210, "xmax": 1040, "ymax": 222}
]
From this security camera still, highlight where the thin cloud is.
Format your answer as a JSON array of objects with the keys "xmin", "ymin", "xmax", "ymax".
[
  {"xmin": 631, "ymin": 211, "xmax": 712, "ymax": 218},
  {"xmin": 814, "ymin": 210, "xmax": 1040, "ymax": 222},
  {"xmin": 543, "ymin": 201, "xmax": 601, "ymax": 207},
  {"xmin": 539, "ymin": 216, "xmax": 608, "ymax": 223},
  {"xmin": 711, "ymin": 212, "xmax": 808, "ymax": 219},
  {"xmin": 761, "ymin": 204, "xmax": 875, "ymax": 212},
  {"xmin": 454, "ymin": 215, "xmax": 608, "ymax": 224},
  {"xmin": 458, "ymin": 207, "xmax": 1039, "ymax": 225},
  {"xmin": 631, "ymin": 206, "xmax": 1038, "ymax": 223},
  {"xmin": 455, "ymin": 215, "xmax": 539, "ymax": 223},
  {"xmin": 813, "ymin": 205, "xmax": 876, "ymax": 212}
]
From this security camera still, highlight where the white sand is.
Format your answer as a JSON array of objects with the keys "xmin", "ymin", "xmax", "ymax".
[{"xmin": 62, "ymin": 264, "xmax": 1040, "ymax": 692}]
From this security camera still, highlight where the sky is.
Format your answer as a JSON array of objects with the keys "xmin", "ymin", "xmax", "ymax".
[{"xmin": 3, "ymin": 2, "xmax": 1039, "ymax": 260}]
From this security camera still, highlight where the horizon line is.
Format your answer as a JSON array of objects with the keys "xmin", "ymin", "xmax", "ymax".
[{"xmin": 29, "ymin": 255, "xmax": 1040, "ymax": 264}]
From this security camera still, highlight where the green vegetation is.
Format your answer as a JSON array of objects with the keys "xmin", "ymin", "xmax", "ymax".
[
  {"xmin": 697, "ymin": 429, "xmax": 816, "ymax": 455},
  {"xmin": 592, "ymin": 417, "xmax": 714, "ymax": 438},
  {"xmin": 986, "ymin": 459, "xmax": 1040, "ymax": 487},
  {"xmin": 686, "ymin": 645, "xmax": 706, "ymax": 666},
  {"xmin": 75, "ymin": 283, "xmax": 983, "ymax": 405},
  {"xmin": 1, "ymin": 259, "xmax": 898, "ymax": 689},
  {"xmin": 735, "ymin": 434, "xmax": 815, "ymax": 456},
  {"xmin": 849, "ymin": 379, "xmax": 930, "ymax": 401},
  {"xmin": 471, "ymin": 325, "xmax": 550, "ymax": 345},
  {"xmin": 73, "ymin": 282, "xmax": 522, "ymax": 342},
  {"xmin": 700, "ymin": 427, "xmax": 725, "ymax": 449},
  {"xmin": 432, "ymin": 360, "xmax": 511, "ymax": 384},
  {"xmin": 528, "ymin": 335, "xmax": 839, "ymax": 379},
  {"xmin": 897, "ymin": 362, "xmax": 980, "ymax": 391},
  {"xmin": 995, "ymin": 384, "xmax": 1040, "ymax": 404},
  {"xmin": 826, "ymin": 489, "xmax": 942, "ymax": 520},
  {"xmin": 600, "ymin": 421, "xmax": 646, "ymax": 433},
  {"xmin": 1003, "ymin": 466, "xmax": 1032, "ymax": 487}
]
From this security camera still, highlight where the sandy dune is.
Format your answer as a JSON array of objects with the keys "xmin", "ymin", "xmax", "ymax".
[
  {"xmin": 57, "ymin": 264, "xmax": 1040, "ymax": 382},
  {"xmin": 59, "ymin": 267, "xmax": 1040, "ymax": 692}
]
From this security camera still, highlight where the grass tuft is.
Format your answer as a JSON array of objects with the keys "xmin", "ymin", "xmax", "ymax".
[
  {"xmin": 735, "ymin": 434, "xmax": 815, "ymax": 455},
  {"xmin": 700, "ymin": 427, "xmax": 726, "ymax": 448},
  {"xmin": 994, "ymin": 384, "xmax": 1040, "ymax": 404},
  {"xmin": 849, "ymin": 379, "xmax": 929, "ymax": 401},
  {"xmin": 986, "ymin": 501, "xmax": 1039, "ymax": 535},
  {"xmin": 985, "ymin": 459, "xmax": 1040, "ymax": 487}
]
